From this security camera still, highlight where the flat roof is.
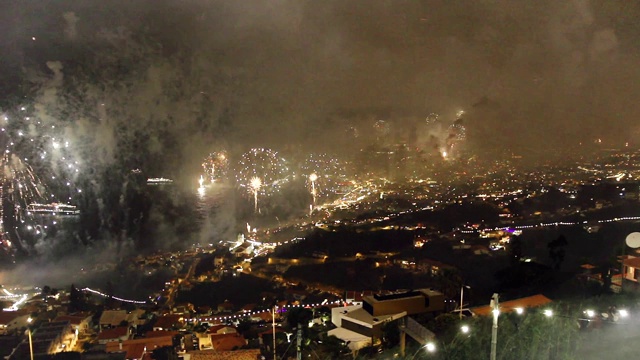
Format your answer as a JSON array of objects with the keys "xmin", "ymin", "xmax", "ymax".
[
  {"xmin": 472, "ymin": 294, "xmax": 552, "ymax": 316},
  {"xmin": 343, "ymin": 307, "xmax": 406, "ymax": 328},
  {"xmin": 365, "ymin": 288, "xmax": 443, "ymax": 304},
  {"xmin": 328, "ymin": 327, "xmax": 371, "ymax": 344}
]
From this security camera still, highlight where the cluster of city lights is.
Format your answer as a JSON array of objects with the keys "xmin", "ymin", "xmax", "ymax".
[{"xmin": 460, "ymin": 215, "xmax": 640, "ymax": 234}]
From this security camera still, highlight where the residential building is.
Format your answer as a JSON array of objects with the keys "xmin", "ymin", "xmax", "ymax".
[
  {"xmin": 153, "ymin": 314, "xmax": 184, "ymax": 331},
  {"xmin": 97, "ymin": 326, "xmax": 130, "ymax": 345},
  {"xmin": 329, "ymin": 289, "xmax": 445, "ymax": 350},
  {"xmin": 182, "ymin": 349, "xmax": 261, "ymax": 360},
  {"xmin": 105, "ymin": 335, "xmax": 174, "ymax": 359},
  {"xmin": 54, "ymin": 314, "xmax": 92, "ymax": 334},
  {"xmin": 100, "ymin": 310, "xmax": 128, "ymax": 329}
]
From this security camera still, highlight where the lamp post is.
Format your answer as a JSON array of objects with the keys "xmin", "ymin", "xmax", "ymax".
[
  {"xmin": 27, "ymin": 317, "xmax": 34, "ymax": 360},
  {"xmin": 410, "ymin": 342, "xmax": 436, "ymax": 360},
  {"xmin": 272, "ymin": 305, "xmax": 277, "ymax": 360},
  {"xmin": 459, "ymin": 285, "xmax": 470, "ymax": 320},
  {"xmin": 490, "ymin": 293, "xmax": 499, "ymax": 360}
]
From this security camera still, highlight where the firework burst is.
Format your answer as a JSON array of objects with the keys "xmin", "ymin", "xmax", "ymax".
[
  {"xmin": 236, "ymin": 148, "xmax": 289, "ymax": 195},
  {"xmin": 202, "ymin": 151, "xmax": 229, "ymax": 182}
]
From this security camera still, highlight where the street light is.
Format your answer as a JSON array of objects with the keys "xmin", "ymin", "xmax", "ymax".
[
  {"xmin": 460, "ymin": 325, "xmax": 470, "ymax": 334},
  {"xmin": 411, "ymin": 342, "xmax": 436, "ymax": 359},
  {"xmin": 515, "ymin": 307, "xmax": 524, "ymax": 315},
  {"xmin": 27, "ymin": 317, "xmax": 34, "ymax": 360},
  {"xmin": 543, "ymin": 309, "xmax": 553, "ymax": 317}
]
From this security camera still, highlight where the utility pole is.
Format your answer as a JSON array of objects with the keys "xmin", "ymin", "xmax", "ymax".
[
  {"xmin": 296, "ymin": 323, "xmax": 303, "ymax": 360},
  {"xmin": 272, "ymin": 305, "xmax": 277, "ymax": 360},
  {"xmin": 490, "ymin": 293, "xmax": 499, "ymax": 360}
]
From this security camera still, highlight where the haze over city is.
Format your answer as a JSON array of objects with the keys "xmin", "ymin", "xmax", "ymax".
[{"xmin": 1, "ymin": 1, "xmax": 640, "ymax": 359}]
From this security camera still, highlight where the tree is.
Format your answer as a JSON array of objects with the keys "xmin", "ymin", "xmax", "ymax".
[
  {"xmin": 548, "ymin": 235, "xmax": 568, "ymax": 270},
  {"xmin": 508, "ymin": 235, "xmax": 523, "ymax": 267},
  {"xmin": 69, "ymin": 284, "xmax": 86, "ymax": 312},
  {"xmin": 381, "ymin": 320, "xmax": 400, "ymax": 349},
  {"xmin": 436, "ymin": 268, "xmax": 463, "ymax": 299},
  {"xmin": 317, "ymin": 335, "xmax": 351, "ymax": 359}
]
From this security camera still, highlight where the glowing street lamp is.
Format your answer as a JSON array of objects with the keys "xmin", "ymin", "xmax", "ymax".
[
  {"xmin": 543, "ymin": 309, "xmax": 553, "ymax": 318},
  {"xmin": 250, "ymin": 177, "xmax": 262, "ymax": 213},
  {"xmin": 460, "ymin": 325, "xmax": 470, "ymax": 334},
  {"xmin": 411, "ymin": 342, "xmax": 436, "ymax": 359},
  {"xmin": 515, "ymin": 307, "xmax": 524, "ymax": 315}
]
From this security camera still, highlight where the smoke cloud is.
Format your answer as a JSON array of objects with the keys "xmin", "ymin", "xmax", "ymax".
[{"xmin": 1, "ymin": 0, "xmax": 640, "ymax": 287}]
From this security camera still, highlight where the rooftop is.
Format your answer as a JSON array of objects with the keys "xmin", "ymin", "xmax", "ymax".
[
  {"xmin": 471, "ymin": 294, "xmax": 553, "ymax": 316},
  {"xmin": 342, "ymin": 307, "xmax": 406, "ymax": 328}
]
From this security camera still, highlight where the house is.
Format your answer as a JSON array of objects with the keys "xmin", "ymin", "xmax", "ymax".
[
  {"xmin": 173, "ymin": 302, "xmax": 195, "ymax": 315},
  {"xmin": 196, "ymin": 325, "xmax": 237, "ymax": 349},
  {"xmin": 53, "ymin": 314, "xmax": 92, "ymax": 333},
  {"xmin": 0, "ymin": 311, "xmax": 30, "ymax": 335},
  {"xmin": 30, "ymin": 320, "xmax": 75, "ymax": 355},
  {"xmin": 471, "ymin": 294, "xmax": 553, "ymax": 316},
  {"xmin": 105, "ymin": 335, "xmax": 174, "ymax": 359},
  {"xmin": 248, "ymin": 311, "xmax": 273, "ymax": 323},
  {"xmin": 182, "ymin": 349, "xmax": 261, "ymax": 360},
  {"xmin": 100, "ymin": 310, "xmax": 128, "ymax": 329},
  {"xmin": 329, "ymin": 289, "xmax": 445, "ymax": 350},
  {"xmin": 622, "ymin": 256, "xmax": 640, "ymax": 283},
  {"xmin": 143, "ymin": 330, "xmax": 179, "ymax": 339},
  {"xmin": 207, "ymin": 325, "xmax": 237, "ymax": 335},
  {"xmin": 97, "ymin": 326, "xmax": 130, "ymax": 345},
  {"xmin": 126, "ymin": 309, "xmax": 148, "ymax": 328},
  {"xmin": 210, "ymin": 333, "xmax": 247, "ymax": 351},
  {"xmin": 232, "ymin": 242, "xmax": 254, "ymax": 258},
  {"xmin": 153, "ymin": 314, "xmax": 184, "ymax": 331}
]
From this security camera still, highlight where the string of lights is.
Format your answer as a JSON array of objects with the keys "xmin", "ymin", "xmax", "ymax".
[{"xmin": 460, "ymin": 215, "xmax": 640, "ymax": 234}]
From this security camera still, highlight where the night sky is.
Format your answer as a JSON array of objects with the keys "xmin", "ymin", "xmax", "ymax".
[{"xmin": 1, "ymin": 0, "xmax": 640, "ymax": 170}]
